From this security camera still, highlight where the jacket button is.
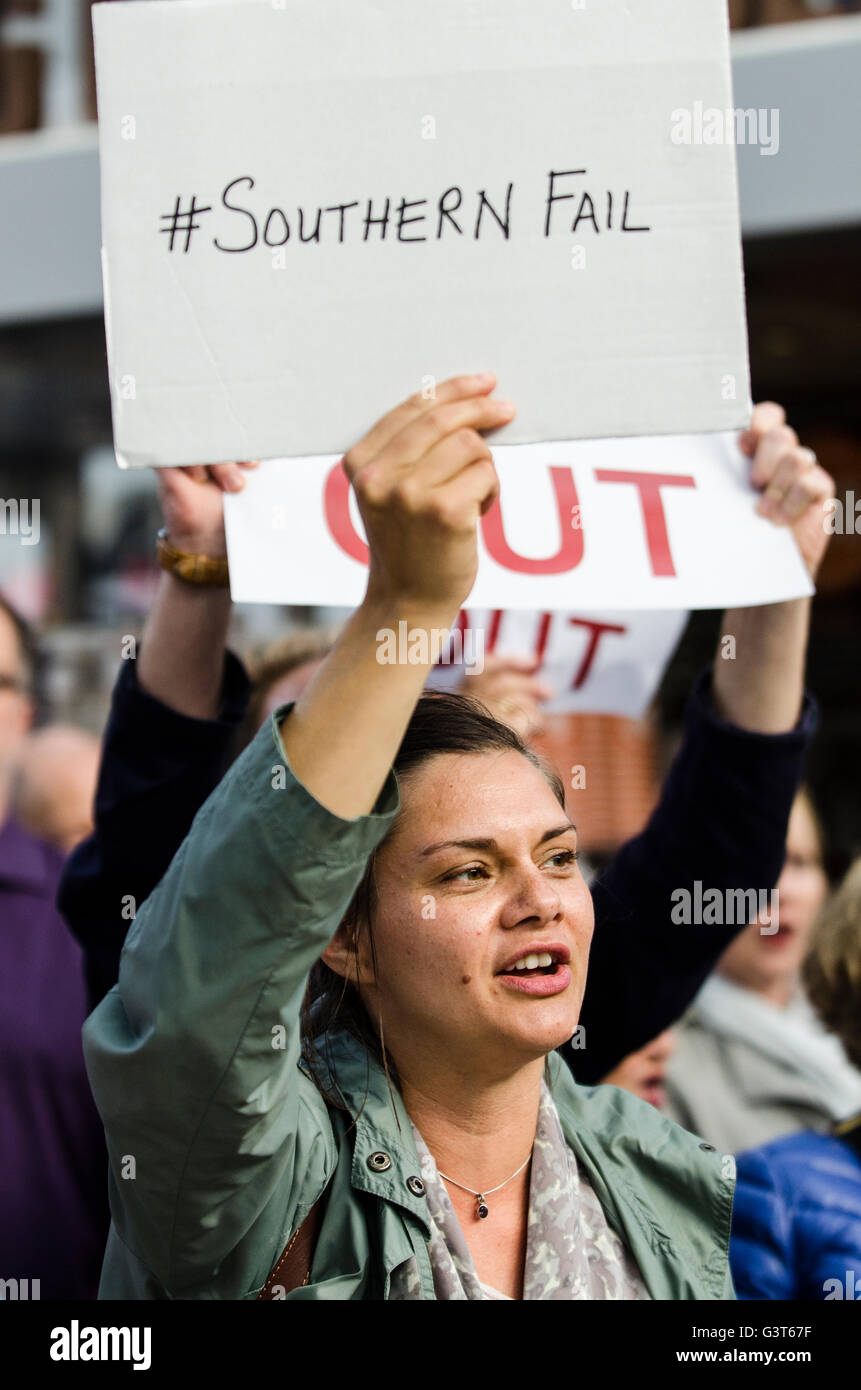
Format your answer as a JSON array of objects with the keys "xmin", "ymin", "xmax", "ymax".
[
  {"xmin": 699, "ymin": 1142, "xmax": 716, "ymax": 1152},
  {"xmin": 406, "ymin": 1175, "xmax": 426, "ymax": 1198},
  {"xmin": 366, "ymin": 1151, "xmax": 392, "ymax": 1173}
]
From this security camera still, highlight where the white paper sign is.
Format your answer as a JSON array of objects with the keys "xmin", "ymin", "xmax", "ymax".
[
  {"xmin": 425, "ymin": 608, "xmax": 689, "ymax": 719},
  {"xmin": 224, "ymin": 434, "xmax": 813, "ymax": 612},
  {"xmin": 94, "ymin": 0, "xmax": 751, "ymax": 468}
]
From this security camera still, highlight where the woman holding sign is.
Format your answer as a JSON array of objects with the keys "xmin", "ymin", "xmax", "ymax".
[{"xmin": 83, "ymin": 374, "xmax": 818, "ymax": 1300}]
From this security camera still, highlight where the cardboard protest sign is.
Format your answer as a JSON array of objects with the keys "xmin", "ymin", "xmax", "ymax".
[
  {"xmin": 424, "ymin": 608, "xmax": 689, "ymax": 719},
  {"xmin": 224, "ymin": 432, "xmax": 813, "ymax": 612},
  {"xmin": 94, "ymin": 0, "xmax": 751, "ymax": 469}
]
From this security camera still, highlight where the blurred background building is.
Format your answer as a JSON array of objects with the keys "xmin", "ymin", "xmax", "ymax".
[{"xmin": 1, "ymin": 0, "xmax": 859, "ymax": 865}]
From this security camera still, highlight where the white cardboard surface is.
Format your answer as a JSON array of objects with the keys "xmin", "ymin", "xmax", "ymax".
[
  {"xmin": 94, "ymin": 0, "xmax": 752, "ymax": 468},
  {"xmin": 425, "ymin": 607, "xmax": 690, "ymax": 719},
  {"xmin": 224, "ymin": 433, "xmax": 813, "ymax": 611}
]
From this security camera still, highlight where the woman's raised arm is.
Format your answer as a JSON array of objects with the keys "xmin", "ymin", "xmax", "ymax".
[{"xmin": 282, "ymin": 372, "xmax": 512, "ymax": 816}]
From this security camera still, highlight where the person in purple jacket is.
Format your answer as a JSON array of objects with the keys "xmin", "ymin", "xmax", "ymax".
[
  {"xmin": 0, "ymin": 596, "xmax": 107, "ymax": 1301},
  {"xmin": 59, "ymin": 397, "xmax": 833, "ymax": 1095},
  {"xmin": 731, "ymin": 857, "xmax": 861, "ymax": 1300}
]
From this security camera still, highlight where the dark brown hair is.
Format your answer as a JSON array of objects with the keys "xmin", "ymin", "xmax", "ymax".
[{"xmin": 300, "ymin": 690, "xmax": 567, "ymax": 1108}]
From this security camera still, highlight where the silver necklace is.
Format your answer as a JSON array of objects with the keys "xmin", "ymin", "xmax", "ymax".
[{"xmin": 437, "ymin": 1151, "xmax": 533, "ymax": 1220}]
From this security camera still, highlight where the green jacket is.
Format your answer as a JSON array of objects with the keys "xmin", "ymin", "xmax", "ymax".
[{"xmin": 83, "ymin": 708, "xmax": 736, "ymax": 1300}]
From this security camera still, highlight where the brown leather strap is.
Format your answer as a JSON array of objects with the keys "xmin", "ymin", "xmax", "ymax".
[{"xmin": 258, "ymin": 1196, "xmax": 325, "ymax": 1300}]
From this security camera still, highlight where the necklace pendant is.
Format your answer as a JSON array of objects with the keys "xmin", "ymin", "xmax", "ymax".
[{"xmin": 476, "ymin": 1195, "xmax": 489, "ymax": 1220}]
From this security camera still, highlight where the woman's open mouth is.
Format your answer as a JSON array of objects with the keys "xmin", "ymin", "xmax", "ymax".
[
  {"xmin": 495, "ymin": 948, "xmax": 572, "ymax": 997},
  {"xmin": 641, "ymin": 1076, "xmax": 667, "ymax": 1109},
  {"xmin": 762, "ymin": 929, "xmax": 790, "ymax": 946}
]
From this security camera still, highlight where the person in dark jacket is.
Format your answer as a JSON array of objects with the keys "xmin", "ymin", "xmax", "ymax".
[
  {"xmin": 731, "ymin": 858, "xmax": 861, "ymax": 1300},
  {"xmin": 59, "ymin": 399, "xmax": 831, "ymax": 1086}
]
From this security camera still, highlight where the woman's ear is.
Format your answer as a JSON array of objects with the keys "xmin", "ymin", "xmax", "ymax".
[
  {"xmin": 321, "ymin": 926, "xmax": 353, "ymax": 982},
  {"xmin": 321, "ymin": 920, "xmax": 374, "ymax": 985}
]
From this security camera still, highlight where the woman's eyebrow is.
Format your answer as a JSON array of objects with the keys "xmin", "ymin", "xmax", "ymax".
[
  {"xmin": 538, "ymin": 823, "xmax": 578, "ymax": 846},
  {"xmin": 420, "ymin": 837, "xmax": 497, "ymax": 858},
  {"xmin": 419, "ymin": 823, "xmax": 576, "ymax": 859}
]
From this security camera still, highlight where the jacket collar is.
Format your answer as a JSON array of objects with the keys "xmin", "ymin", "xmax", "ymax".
[{"xmin": 303, "ymin": 1030, "xmax": 433, "ymax": 1238}]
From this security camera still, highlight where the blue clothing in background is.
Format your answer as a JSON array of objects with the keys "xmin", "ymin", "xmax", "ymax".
[{"xmin": 731, "ymin": 1125, "xmax": 861, "ymax": 1300}]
